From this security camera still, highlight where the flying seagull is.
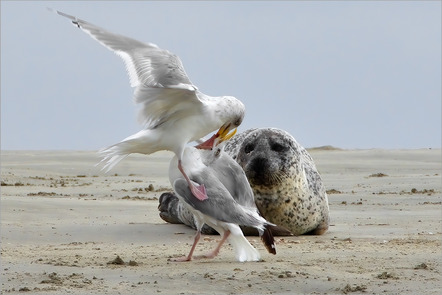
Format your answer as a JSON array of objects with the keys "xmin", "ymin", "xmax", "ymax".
[{"xmin": 52, "ymin": 9, "xmax": 245, "ymax": 201}]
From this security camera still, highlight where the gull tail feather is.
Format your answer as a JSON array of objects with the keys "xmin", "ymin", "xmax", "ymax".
[
  {"xmin": 260, "ymin": 225, "xmax": 276, "ymax": 255},
  {"xmin": 227, "ymin": 231, "xmax": 260, "ymax": 262},
  {"xmin": 97, "ymin": 130, "xmax": 158, "ymax": 172},
  {"xmin": 97, "ymin": 144, "xmax": 131, "ymax": 173},
  {"xmin": 97, "ymin": 140, "xmax": 141, "ymax": 172}
]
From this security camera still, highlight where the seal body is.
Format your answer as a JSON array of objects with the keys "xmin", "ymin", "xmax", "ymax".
[
  {"xmin": 224, "ymin": 128, "xmax": 329, "ymax": 235},
  {"xmin": 159, "ymin": 128, "xmax": 329, "ymax": 236}
]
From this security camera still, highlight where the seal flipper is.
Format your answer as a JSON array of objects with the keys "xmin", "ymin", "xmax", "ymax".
[
  {"xmin": 158, "ymin": 192, "xmax": 183, "ymax": 224},
  {"xmin": 158, "ymin": 192, "xmax": 217, "ymax": 234}
]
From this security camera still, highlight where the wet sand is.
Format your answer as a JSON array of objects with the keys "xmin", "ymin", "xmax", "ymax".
[{"xmin": 1, "ymin": 149, "xmax": 441, "ymax": 294}]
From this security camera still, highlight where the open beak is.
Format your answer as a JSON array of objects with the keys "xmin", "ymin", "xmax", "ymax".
[
  {"xmin": 195, "ymin": 124, "xmax": 237, "ymax": 150},
  {"xmin": 219, "ymin": 126, "xmax": 237, "ymax": 142}
]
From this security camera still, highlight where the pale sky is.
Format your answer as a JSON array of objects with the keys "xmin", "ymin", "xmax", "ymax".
[{"xmin": 1, "ymin": 1, "xmax": 441, "ymax": 150}]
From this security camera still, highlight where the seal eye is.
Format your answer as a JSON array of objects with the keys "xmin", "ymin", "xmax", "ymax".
[
  {"xmin": 244, "ymin": 143, "xmax": 254, "ymax": 154},
  {"xmin": 271, "ymin": 142, "xmax": 286, "ymax": 152}
]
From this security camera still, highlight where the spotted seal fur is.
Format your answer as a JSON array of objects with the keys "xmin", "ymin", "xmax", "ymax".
[{"xmin": 159, "ymin": 128, "xmax": 329, "ymax": 236}]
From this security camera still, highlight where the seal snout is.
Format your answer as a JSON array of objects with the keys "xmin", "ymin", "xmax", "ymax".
[
  {"xmin": 250, "ymin": 156, "xmax": 268, "ymax": 171},
  {"xmin": 246, "ymin": 155, "xmax": 280, "ymax": 186},
  {"xmin": 248, "ymin": 156, "xmax": 269, "ymax": 181}
]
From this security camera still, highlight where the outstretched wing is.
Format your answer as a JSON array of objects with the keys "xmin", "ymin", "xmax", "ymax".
[{"xmin": 52, "ymin": 9, "xmax": 203, "ymax": 128}]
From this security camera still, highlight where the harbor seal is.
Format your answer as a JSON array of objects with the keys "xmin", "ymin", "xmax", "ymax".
[{"xmin": 159, "ymin": 127, "xmax": 329, "ymax": 236}]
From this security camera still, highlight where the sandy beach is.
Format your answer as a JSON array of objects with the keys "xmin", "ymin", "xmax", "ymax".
[{"xmin": 1, "ymin": 148, "xmax": 441, "ymax": 294}]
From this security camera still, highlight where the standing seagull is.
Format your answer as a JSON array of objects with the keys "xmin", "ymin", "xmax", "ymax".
[
  {"xmin": 52, "ymin": 10, "xmax": 245, "ymax": 201},
  {"xmin": 169, "ymin": 146, "xmax": 276, "ymax": 262}
]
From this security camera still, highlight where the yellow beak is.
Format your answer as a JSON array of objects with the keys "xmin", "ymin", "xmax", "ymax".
[
  {"xmin": 219, "ymin": 127, "xmax": 237, "ymax": 142},
  {"xmin": 195, "ymin": 124, "xmax": 237, "ymax": 150}
]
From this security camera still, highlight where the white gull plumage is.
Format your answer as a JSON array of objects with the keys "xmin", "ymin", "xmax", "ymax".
[
  {"xmin": 169, "ymin": 145, "xmax": 276, "ymax": 262},
  {"xmin": 52, "ymin": 10, "xmax": 245, "ymax": 200}
]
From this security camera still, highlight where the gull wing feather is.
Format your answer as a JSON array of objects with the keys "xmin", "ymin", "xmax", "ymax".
[
  {"xmin": 52, "ymin": 9, "xmax": 203, "ymax": 129},
  {"xmin": 133, "ymin": 87, "xmax": 203, "ymax": 128},
  {"xmin": 173, "ymin": 178, "xmax": 266, "ymax": 230},
  {"xmin": 212, "ymin": 152, "xmax": 256, "ymax": 208}
]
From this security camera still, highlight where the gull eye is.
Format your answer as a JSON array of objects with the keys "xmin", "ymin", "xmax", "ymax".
[{"xmin": 215, "ymin": 148, "xmax": 221, "ymax": 157}]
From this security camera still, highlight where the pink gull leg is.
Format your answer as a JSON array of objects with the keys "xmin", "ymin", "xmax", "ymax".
[
  {"xmin": 195, "ymin": 231, "xmax": 231, "ymax": 260},
  {"xmin": 170, "ymin": 231, "xmax": 201, "ymax": 262},
  {"xmin": 178, "ymin": 160, "xmax": 208, "ymax": 201}
]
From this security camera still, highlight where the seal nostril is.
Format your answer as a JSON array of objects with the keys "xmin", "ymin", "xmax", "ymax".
[{"xmin": 250, "ymin": 157, "xmax": 268, "ymax": 171}]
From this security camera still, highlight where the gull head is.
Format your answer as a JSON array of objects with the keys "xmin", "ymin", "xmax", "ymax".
[
  {"xmin": 196, "ymin": 96, "xmax": 245, "ymax": 150},
  {"xmin": 223, "ymin": 95, "xmax": 245, "ymax": 128}
]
